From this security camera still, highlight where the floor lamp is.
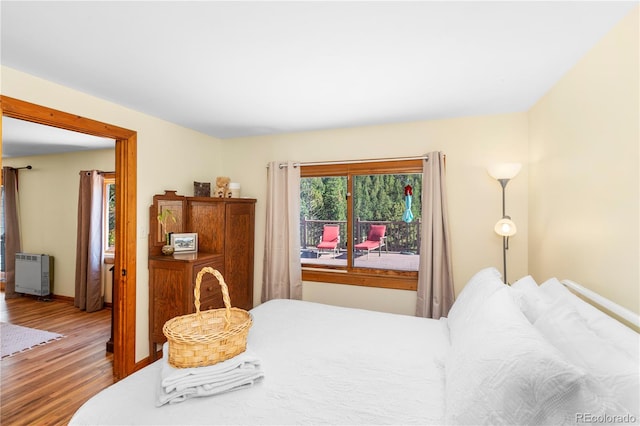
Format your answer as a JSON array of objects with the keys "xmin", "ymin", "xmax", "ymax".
[{"xmin": 487, "ymin": 163, "xmax": 521, "ymax": 284}]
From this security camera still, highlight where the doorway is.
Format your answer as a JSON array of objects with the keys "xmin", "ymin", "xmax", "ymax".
[{"xmin": 0, "ymin": 95, "xmax": 137, "ymax": 380}]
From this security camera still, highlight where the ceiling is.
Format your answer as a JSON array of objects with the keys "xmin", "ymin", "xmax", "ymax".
[
  {"xmin": 2, "ymin": 117, "xmax": 114, "ymax": 158},
  {"xmin": 1, "ymin": 1, "xmax": 637, "ymax": 157}
]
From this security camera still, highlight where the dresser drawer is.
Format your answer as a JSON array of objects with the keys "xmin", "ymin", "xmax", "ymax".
[
  {"xmin": 190, "ymin": 260, "xmax": 224, "ymax": 311},
  {"xmin": 197, "ymin": 280, "xmax": 224, "ymax": 311}
]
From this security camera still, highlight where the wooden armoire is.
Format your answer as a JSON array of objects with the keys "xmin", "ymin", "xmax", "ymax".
[{"xmin": 148, "ymin": 190, "xmax": 256, "ymax": 360}]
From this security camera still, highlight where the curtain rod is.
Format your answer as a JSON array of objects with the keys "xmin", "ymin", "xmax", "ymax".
[
  {"xmin": 275, "ymin": 155, "xmax": 432, "ymax": 169},
  {"xmin": 12, "ymin": 165, "xmax": 32, "ymax": 170},
  {"xmin": 80, "ymin": 170, "xmax": 115, "ymax": 175}
]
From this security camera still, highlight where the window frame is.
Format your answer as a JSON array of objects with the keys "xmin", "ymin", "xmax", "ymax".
[
  {"xmin": 102, "ymin": 173, "xmax": 116, "ymax": 255},
  {"xmin": 300, "ymin": 159, "xmax": 423, "ymax": 291}
]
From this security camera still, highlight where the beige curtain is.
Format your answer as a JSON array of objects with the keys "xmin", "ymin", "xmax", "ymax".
[
  {"xmin": 262, "ymin": 161, "xmax": 302, "ymax": 302},
  {"xmin": 74, "ymin": 170, "xmax": 104, "ymax": 312},
  {"xmin": 2, "ymin": 167, "xmax": 21, "ymax": 299},
  {"xmin": 416, "ymin": 152, "xmax": 455, "ymax": 318}
]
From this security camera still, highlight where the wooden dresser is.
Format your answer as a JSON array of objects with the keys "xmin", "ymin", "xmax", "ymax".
[{"xmin": 148, "ymin": 191, "xmax": 256, "ymax": 360}]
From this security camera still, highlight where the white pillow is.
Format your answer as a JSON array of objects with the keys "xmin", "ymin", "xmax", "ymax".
[
  {"xmin": 538, "ymin": 277, "xmax": 574, "ymax": 303},
  {"xmin": 446, "ymin": 267, "xmax": 504, "ymax": 344},
  {"xmin": 539, "ymin": 278, "xmax": 639, "ymax": 360},
  {"xmin": 511, "ymin": 274, "xmax": 538, "ymax": 292},
  {"xmin": 445, "ymin": 288, "xmax": 614, "ymax": 426},
  {"xmin": 509, "ymin": 275, "xmax": 549, "ymax": 323},
  {"xmin": 535, "ymin": 303, "xmax": 640, "ymax": 418}
]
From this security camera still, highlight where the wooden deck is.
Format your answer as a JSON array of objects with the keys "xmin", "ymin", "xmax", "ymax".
[{"xmin": 301, "ymin": 249, "xmax": 420, "ymax": 271}]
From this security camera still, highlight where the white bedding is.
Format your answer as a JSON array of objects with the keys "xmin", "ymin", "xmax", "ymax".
[
  {"xmin": 72, "ymin": 268, "xmax": 640, "ymax": 425},
  {"xmin": 71, "ymin": 299, "xmax": 450, "ymax": 425}
]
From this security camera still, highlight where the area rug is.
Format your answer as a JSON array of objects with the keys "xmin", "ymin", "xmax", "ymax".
[{"xmin": 0, "ymin": 322, "xmax": 64, "ymax": 358}]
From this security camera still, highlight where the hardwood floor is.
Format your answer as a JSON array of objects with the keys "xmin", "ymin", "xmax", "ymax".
[{"xmin": 0, "ymin": 292, "xmax": 114, "ymax": 426}]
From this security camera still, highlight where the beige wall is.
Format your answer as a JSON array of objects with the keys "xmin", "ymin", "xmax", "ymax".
[
  {"xmin": 528, "ymin": 7, "xmax": 639, "ymax": 314},
  {"xmin": 3, "ymin": 149, "xmax": 115, "ymax": 298},
  {"xmin": 222, "ymin": 114, "xmax": 530, "ymax": 313},
  {"xmin": 1, "ymin": 66, "xmax": 225, "ymax": 361}
]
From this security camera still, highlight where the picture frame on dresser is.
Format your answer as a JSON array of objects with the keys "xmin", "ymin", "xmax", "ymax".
[{"xmin": 171, "ymin": 233, "xmax": 198, "ymax": 253}]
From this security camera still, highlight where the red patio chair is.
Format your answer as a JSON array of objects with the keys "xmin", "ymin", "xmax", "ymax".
[
  {"xmin": 316, "ymin": 225, "xmax": 340, "ymax": 258},
  {"xmin": 354, "ymin": 225, "xmax": 387, "ymax": 259}
]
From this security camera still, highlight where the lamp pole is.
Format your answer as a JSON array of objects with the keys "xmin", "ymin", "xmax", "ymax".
[
  {"xmin": 499, "ymin": 178, "xmax": 509, "ymax": 284},
  {"xmin": 488, "ymin": 163, "xmax": 521, "ymax": 286}
]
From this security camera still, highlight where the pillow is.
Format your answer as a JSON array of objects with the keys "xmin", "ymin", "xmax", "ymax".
[
  {"xmin": 535, "ymin": 302, "xmax": 640, "ymax": 418},
  {"xmin": 509, "ymin": 275, "xmax": 549, "ymax": 323},
  {"xmin": 510, "ymin": 274, "xmax": 538, "ymax": 292},
  {"xmin": 538, "ymin": 277, "xmax": 574, "ymax": 304},
  {"xmin": 446, "ymin": 267, "xmax": 504, "ymax": 343},
  {"xmin": 539, "ymin": 278, "xmax": 639, "ymax": 360},
  {"xmin": 445, "ymin": 288, "xmax": 614, "ymax": 425}
]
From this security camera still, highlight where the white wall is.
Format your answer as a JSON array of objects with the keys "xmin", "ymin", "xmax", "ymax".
[
  {"xmin": 1, "ymin": 66, "xmax": 225, "ymax": 361},
  {"xmin": 3, "ymin": 149, "xmax": 115, "ymax": 298},
  {"xmin": 222, "ymin": 113, "xmax": 530, "ymax": 314},
  {"xmin": 528, "ymin": 7, "xmax": 639, "ymax": 313}
]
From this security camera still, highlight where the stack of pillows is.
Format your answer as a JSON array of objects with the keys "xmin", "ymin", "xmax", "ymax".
[{"xmin": 444, "ymin": 267, "xmax": 639, "ymax": 425}]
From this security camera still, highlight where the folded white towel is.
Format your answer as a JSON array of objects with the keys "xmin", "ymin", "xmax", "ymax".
[
  {"xmin": 156, "ymin": 372, "xmax": 263, "ymax": 406},
  {"xmin": 156, "ymin": 343, "xmax": 264, "ymax": 406}
]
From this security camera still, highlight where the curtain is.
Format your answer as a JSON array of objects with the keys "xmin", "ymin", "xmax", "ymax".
[
  {"xmin": 2, "ymin": 167, "xmax": 21, "ymax": 299},
  {"xmin": 262, "ymin": 161, "xmax": 302, "ymax": 302},
  {"xmin": 416, "ymin": 152, "xmax": 455, "ymax": 318},
  {"xmin": 74, "ymin": 170, "xmax": 104, "ymax": 312}
]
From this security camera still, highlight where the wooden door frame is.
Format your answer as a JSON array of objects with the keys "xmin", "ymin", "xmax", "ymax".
[{"xmin": 0, "ymin": 95, "xmax": 137, "ymax": 380}]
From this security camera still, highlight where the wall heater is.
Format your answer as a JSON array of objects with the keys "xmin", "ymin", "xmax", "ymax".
[{"xmin": 15, "ymin": 253, "xmax": 54, "ymax": 296}]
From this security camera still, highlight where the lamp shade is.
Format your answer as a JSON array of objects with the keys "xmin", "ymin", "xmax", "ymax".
[
  {"xmin": 494, "ymin": 217, "xmax": 517, "ymax": 237},
  {"xmin": 487, "ymin": 163, "xmax": 522, "ymax": 180}
]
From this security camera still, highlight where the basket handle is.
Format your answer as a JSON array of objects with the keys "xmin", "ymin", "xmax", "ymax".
[{"xmin": 194, "ymin": 267, "xmax": 231, "ymax": 329}]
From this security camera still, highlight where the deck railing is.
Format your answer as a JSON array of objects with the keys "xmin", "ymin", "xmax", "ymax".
[{"xmin": 301, "ymin": 217, "xmax": 421, "ymax": 254}]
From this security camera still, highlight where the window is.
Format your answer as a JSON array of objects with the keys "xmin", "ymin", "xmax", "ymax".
[
  {"xmin": 103, "ymin": 173, "xmax": 116, "ymax": 254},
  {"xmin": 300, "ymin": 160, "xmax": 422, "ymax": 290}
]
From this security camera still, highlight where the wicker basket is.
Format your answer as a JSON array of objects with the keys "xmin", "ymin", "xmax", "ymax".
[{"xmin": 162, "ymin": 267, "xmax": 252, "ymax": 368}]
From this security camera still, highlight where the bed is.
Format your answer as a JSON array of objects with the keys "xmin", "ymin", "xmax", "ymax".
[{"xmin": 70, "ymin": 267, "xmax": 639, "ymax": 425}]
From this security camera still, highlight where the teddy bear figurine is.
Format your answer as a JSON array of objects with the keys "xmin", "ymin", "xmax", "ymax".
[{"xmin": 214, "ymin": 176, "xmax": 232, "ymax": 198}]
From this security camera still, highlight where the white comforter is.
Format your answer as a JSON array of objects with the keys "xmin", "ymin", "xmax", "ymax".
[{"xmin": 70, "ymin": 299, "xmax": 450, "ymax": 425}]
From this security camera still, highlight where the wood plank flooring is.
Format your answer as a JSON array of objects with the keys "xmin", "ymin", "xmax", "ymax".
[{"xmin": 0, "ymin": 292, "xmax": 114, "ymax": 426}]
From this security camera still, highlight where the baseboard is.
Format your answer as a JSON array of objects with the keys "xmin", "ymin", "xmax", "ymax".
[
  {"xmin": 4, "ymin": 289, "xmax": 112, "ymax": 308},
  {"xmin": 52, "ymin": 294, "xmax": 112, "ymax": 307},
  {"xmin": 134, "ymin": 356, "xmax": 155, "ymax": 373},
  {"xmin": 9, "ymin": 293, "xmax": 71, "ymax": 303},
  {"xmin": 51, "ymin": 294, "xmax": 74, "ymax": 303}
]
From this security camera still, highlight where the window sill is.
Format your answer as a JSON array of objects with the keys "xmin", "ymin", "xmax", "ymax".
[{"xmin": 302, "ymin": 268, "xmax": 417, "ymax": 291}]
